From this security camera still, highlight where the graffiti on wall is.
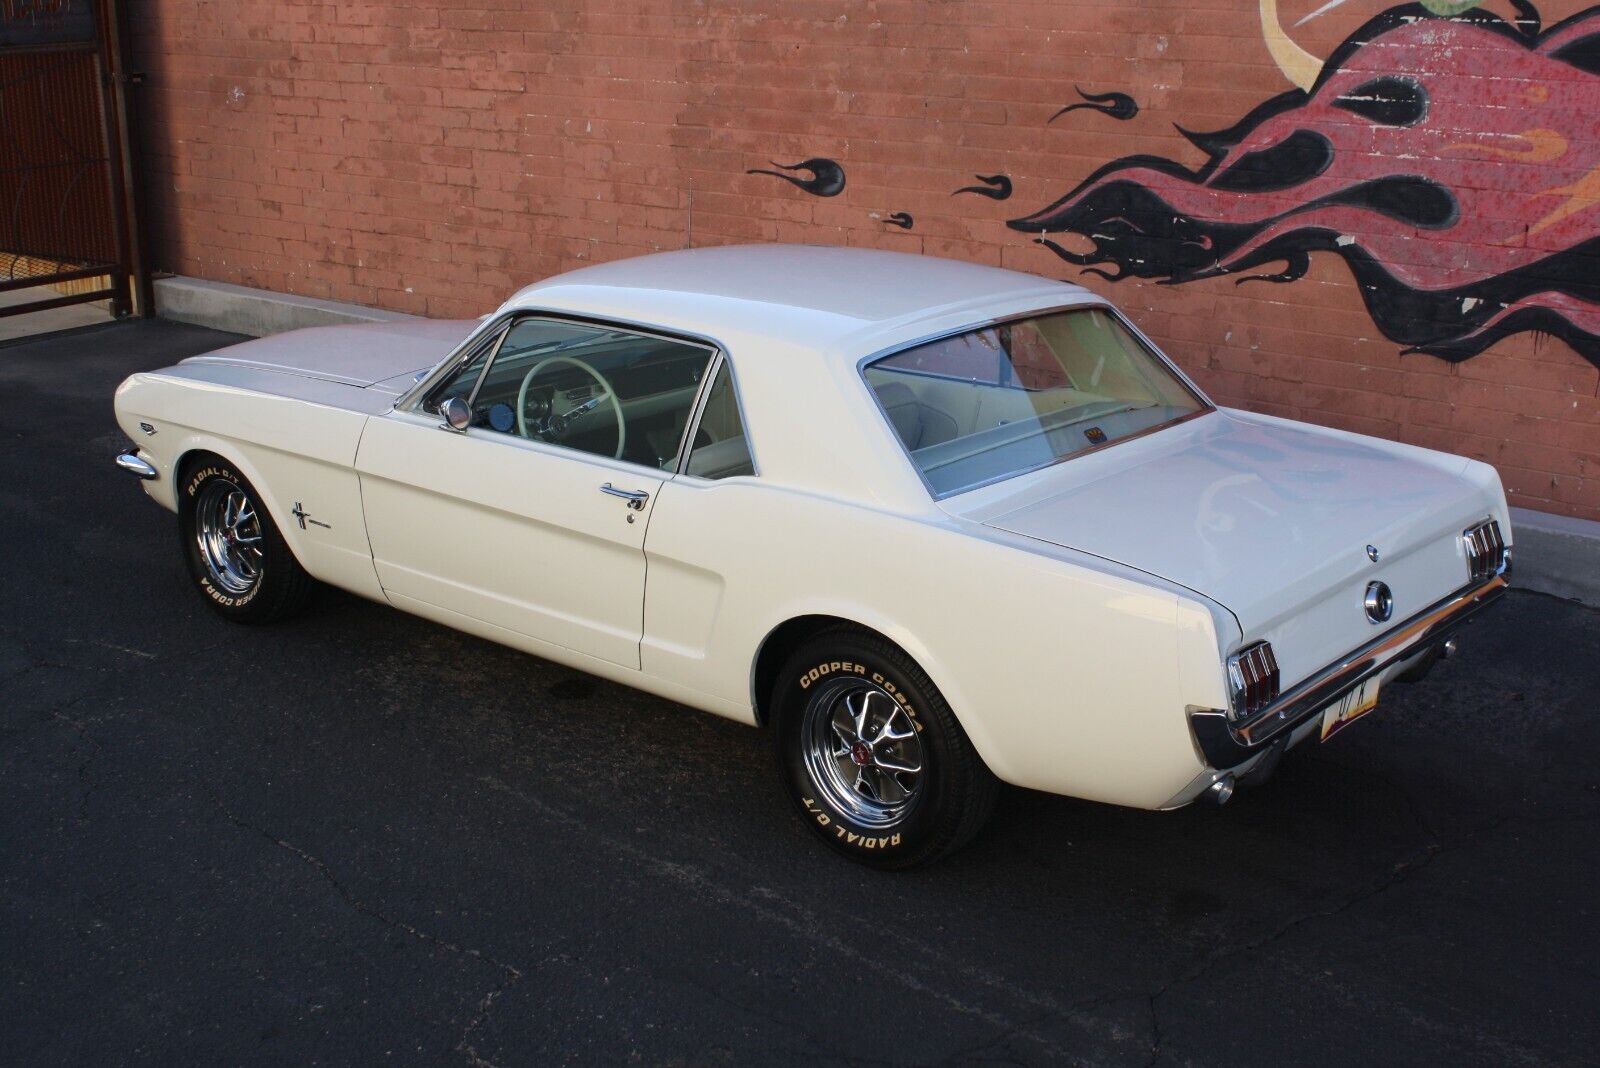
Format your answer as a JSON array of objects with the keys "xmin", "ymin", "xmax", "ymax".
[
  {"xmin": 953, "ymin": 174, "xmax": 1014, "ymax": 201},
  {"xmin": 743, "ymin": 2, "xmax": 1600, "ymax": 366},
  {"xmin": 1051, "ymin": 87, "xmax": 1139, "ymax": 123},
  {"xmin": 746, "ymin": 158, "xmax": 846, "ymax": 197},
  {"xmin": 1008, "ymin": 1, "xmax": 1600, "ymax": 365}
]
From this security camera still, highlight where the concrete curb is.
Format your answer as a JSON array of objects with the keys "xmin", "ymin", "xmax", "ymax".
[
  {"xmin": 153, "ymin": 276, "xmax": 420, "ymax": 337},
  {"xmin": 1510, "ymin": 508, "xmax": 1600, "ymax": 606}
]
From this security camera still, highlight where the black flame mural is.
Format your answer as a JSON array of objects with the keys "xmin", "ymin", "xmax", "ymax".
[
  {"xmin": 1010, "ymin": 2, "xmax": 1600, "ymax": 365},
  {"xmin": 745, "ymin": 158, "xmax": 846, "ymax": 197}
]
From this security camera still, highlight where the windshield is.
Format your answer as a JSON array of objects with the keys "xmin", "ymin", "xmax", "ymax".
[{"xmin": 863, "ymin": 307, "xmax": 1208, "ymax": 497}]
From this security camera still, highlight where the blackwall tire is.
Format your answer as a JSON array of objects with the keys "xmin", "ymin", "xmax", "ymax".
[
  {"xmin": 178, "ymin": 457, "xmax": 315, "ymax": 624},
  {"xmin": 772, "ymin": 628, "xmax": 999, "ymax": 869}
]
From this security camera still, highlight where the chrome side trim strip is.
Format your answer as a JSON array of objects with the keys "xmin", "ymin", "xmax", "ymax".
[
  {"xmin": 115, "ymin": 450, "xmax": 158, "ymax": 480},
  {"xmin": 1190, "ymin": 571, "xmax": 1509, "ymax": 768}
]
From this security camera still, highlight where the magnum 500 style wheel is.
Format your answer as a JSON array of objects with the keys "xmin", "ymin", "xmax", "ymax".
[
  {"xmin": 179, "ymin": 457, "xmax": 315, "ymax": 624},
  {"xmin": 772, "ymin": 629, "xmax": 999, "ymax": 869}
]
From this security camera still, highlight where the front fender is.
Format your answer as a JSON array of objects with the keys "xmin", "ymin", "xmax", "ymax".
[{"xmin": 112, "ymin": 372, "xmax": 385, "ymax": 601}]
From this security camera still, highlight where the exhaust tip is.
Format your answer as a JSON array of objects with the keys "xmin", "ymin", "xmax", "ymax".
[
  {"xmin": 1207, "ymin": 773, "xmax": 1236, "ymax": 806},
  {"xmin": 1442, "ymin": 637, "xmax": 1459, "ymax": 659}
]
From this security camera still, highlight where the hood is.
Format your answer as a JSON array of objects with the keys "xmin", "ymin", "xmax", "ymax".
[
  {"xmin": 967, "ymin": 410, "xmax": 1498, "ymax": 660},
  {"xmin": 181, "ymin": 319, "xmax": 479, "ymax": 388}
]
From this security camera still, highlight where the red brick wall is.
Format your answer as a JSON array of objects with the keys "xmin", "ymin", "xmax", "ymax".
[{"xmin": 129, "ymin": 0, "xmax": 1600, "ymax": 519}]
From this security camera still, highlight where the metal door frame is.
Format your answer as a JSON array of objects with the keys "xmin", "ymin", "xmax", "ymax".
[{"xmin": 0, "ymin": 0, "xmax": 148, "ymax": 321}]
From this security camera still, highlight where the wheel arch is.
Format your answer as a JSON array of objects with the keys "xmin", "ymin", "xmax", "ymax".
[
  {"xmin": 172, "ymin": 443, "xmax": 304, "ymax": 566},
  {"xmin": 174, "ymin": 445, "xmax": 221, "ymax": 489},
  {"xmin": 749, "ymin": 612, "xmax": 963, "ymax": 732}
]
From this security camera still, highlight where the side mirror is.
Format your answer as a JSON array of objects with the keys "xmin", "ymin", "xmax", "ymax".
[{"xmin": 440, "ymin": 396, "xmax": 472, "ymax": 432}]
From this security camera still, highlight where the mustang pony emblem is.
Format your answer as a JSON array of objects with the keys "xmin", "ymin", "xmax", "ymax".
[{"xmin": 290, "ymin": 502, "xmax": 330, "ymax": 530}]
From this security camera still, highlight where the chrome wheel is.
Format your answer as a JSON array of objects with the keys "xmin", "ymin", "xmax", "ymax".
[
  {"xmin": 801, "ymin": 678, "xmax": 926, "ymax": 828},
  {"xmin": 193, "ymin": 478, "xmax": 264, "ymax": 595}
]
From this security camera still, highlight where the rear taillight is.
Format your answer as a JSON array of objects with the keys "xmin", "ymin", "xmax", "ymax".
[
  {"xmin": 1463, "ymin": 520, "xmax": 1507, "ymax": 583},
  {"xmin": 1226, "ymin": 641, "xmax": 1280, "ymax": 721}
]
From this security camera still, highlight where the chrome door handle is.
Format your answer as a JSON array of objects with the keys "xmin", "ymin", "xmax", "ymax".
[{"xmin": 600, "ymin": 483, "xmax": 650, "ymax": 510}]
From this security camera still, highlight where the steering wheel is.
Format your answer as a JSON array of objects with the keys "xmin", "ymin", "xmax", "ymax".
[{"xmin": 515, "ymin": 355, "xmax": 626, "ymax": 460}]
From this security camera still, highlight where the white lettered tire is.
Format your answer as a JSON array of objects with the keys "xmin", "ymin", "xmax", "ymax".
[
  {"xmin": 178, "ymin": 456, "xmax": 315, "ymax": 624},
  {"xmin": 772, "ymin": 628, "xmax": 999, "ymax": 869}
]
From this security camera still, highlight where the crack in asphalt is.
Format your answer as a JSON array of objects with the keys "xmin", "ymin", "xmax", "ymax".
[
  {"xmin": 6, "ymin": 659, "xmax": 121, "ymax": 821},
  {"xmin": 6, "ymin": 624, "xmax": 525, "ymax": 1067},
  {"xmin": 746, "ymin": 882, "xmax": 1148, "ymax": 1058},
  {"xmin": 1126, "ymin": 724, "xmax": 1600, "ymax": 1066},
  {"xmin": 3, "ymin": 630, "xmax": 177, "ymax": 823},
  {"xmin": 1137, "ymin": 812, "xmax": 1520, "ymax": 1066},
  {"xmin": 202, "ymin": 785, "xmax": 525, "ymax": 1068},
  {"xmin": 468, "ymin": 772, "xmax": 1094, "ymax": 1060},
  {"xmin": 670, "ymin": 972, "xmax": 913, "ymax": 1067},
  {"xmin": 49, "ymin": 700, "xmax": 103, "ymax": 824},
  {"xmin": 931, "ymin": 1008, "xmax": 1082, "ymax": 1067},
  {"xmin": 1142, "ymin": 993, "xmax": 1161, "ymax": 1068}
]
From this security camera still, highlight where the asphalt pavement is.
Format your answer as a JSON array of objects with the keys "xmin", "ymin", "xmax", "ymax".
[{"xmin": 3, "ymin": 319, "xmax": 1598, "ymax": 1065}]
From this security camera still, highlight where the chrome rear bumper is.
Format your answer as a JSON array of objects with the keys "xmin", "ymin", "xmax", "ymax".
[
  {"xmin": 1189, "ymin": 572, "xmax": 1509, "ymax": 770},
  {"xmin": 115, "ymin": 450, "xmax": 158, "ymax": 480}
]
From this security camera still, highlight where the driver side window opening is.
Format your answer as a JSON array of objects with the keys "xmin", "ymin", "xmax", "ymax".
[{"xmin": 429, "ymin": 316, "xmax": 716, "ymax": 471}]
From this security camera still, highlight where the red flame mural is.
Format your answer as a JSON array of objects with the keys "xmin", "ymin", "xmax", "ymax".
[{"xmin": 1009, "ymin": 3, "xmax": 1600, "ymax": 365}]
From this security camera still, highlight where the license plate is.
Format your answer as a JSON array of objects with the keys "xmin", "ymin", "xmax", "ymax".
[{"xmin": 1320, "ymin": 676, "xmax": 1382, "ymax": 742}]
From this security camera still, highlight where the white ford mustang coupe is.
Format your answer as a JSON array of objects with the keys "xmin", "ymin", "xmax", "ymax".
[{"xmin": 114, "ymin": 246, "xmax": 1510, "ymax": 867}]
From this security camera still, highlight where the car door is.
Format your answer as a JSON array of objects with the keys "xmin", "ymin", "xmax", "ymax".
[{"xmin": 356, "ymin": 315, "xmax": 718, "ymax": 669}]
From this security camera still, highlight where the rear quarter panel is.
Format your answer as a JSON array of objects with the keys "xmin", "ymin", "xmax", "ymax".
[{"xmin": 643, "ymin": 478, "xmax": 1226, "ymax": 809}]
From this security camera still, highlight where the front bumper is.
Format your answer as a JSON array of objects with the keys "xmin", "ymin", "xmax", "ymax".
[
  {"xmin": 115, "ymin": 449, "xmax": 158, "ymax": 480},
  {"xmin": 1189, "ymin": 572, "xmax": 1509, "ymax": 770}
]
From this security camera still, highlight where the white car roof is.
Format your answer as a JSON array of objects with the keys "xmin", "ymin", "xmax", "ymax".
[
  {"xmin": 498, "ymin": 245, "xmax": 1103, "ymax": 512},
  {"xmin": 500, "ymin": 244, "xmax": 1091, "ymax": 362}
]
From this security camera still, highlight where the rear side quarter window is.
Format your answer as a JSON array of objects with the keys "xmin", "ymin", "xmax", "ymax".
[{"xmin": 684, "ymin": 361, "xmax": 755, "ymax": 480}]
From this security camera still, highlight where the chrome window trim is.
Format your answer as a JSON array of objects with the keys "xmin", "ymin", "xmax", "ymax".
[
  {"xmin": 854, "ymin": 300, "xmax": 1217, "ymax": 501},
  {"xmin": 396, "ymin": 316, "xmax": 509, "ymax": 412},
  {"xmin": 453, "ymin": 323, "xmax": 510, "ymax": 411},
  {"xmin": 670, "ymin": 350, "xmax": 723, "ymax": 477},
  {"xmin": 397, "ymin": 308, "xmax": 731, "ymax": 415},
  {"xmin": 395, "ymin": 307, "xmax": 728, "ymax": 477},
  {"xmin": 674, "ymin": 350, "xmax": 762, "ymax": 481}
]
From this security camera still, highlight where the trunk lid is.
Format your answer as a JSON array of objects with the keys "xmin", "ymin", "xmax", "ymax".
[{"xmin": 961, "ymin": 409, "xmax": 1500, "ymax": 689}]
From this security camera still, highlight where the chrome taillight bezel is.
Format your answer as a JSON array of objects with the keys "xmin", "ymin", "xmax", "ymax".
[
  {"xmin": 1462, "ymin": 519, "xmax": 1507, "ymax": 583},
  {"xmin": 1226, "ymin": 640, "xmax": 1280, "ymax": 722}
]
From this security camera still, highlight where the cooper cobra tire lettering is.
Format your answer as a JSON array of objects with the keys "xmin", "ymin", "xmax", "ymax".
[
  {"xmin": 798, "ymin": 660, "xmax": 866, "ymax": 689},
  {"xmin": 776, "ymin": 631, "xmax": 997, "ymax": 869}
]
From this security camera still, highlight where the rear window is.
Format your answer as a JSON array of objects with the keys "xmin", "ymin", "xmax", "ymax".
[{"xmin": 863, "ymin": 308, "xmax": 1207, "ymax": 497}]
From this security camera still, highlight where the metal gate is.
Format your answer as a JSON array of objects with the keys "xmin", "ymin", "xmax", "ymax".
[{"xmin": 1, "ymin": 0, "xmax": 144, "ymax": 322}]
